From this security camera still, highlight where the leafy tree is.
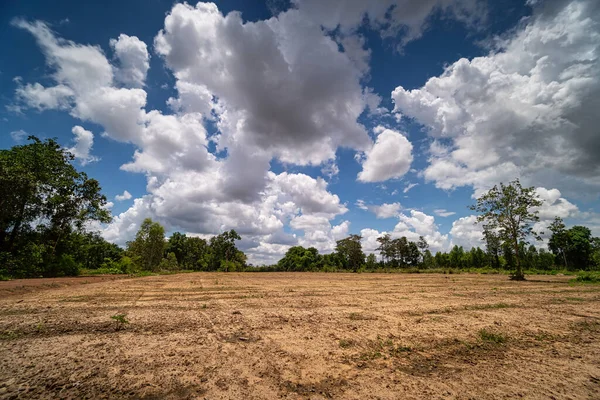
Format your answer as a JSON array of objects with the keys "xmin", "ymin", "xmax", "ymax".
[
  {"xmin": 566, "ymin": 226, "xmax": 593, "ymax": 270},
  {"xmin": 483, "ymin": 227, "xmax": 501, "ymax": 269},
  {"xmin": 548, "ymin": 217, "xmax": 569, "ymax": 268},
  {"xmin": 278, "ymin": 246, "xmax": 322, "ymax": 271},
  {"xmin": 159, "ymin": 252, "xmax": 179, "ymax": 271},
  {"xmin": 376, "ymin": 234, "xmax": 393, "ymax": 264},
  {"xmin": 166, "ymin": 232, "xmax": 188, "ymax": 266},
  {"xmin": 183, "ymin": 236, "xmax": 210, "ymax": 270},
  {"xmin": 365, "ymin": 253, "xmax": 377, "ymax": 269},
  {"xmin": 0, "ymin": 137, "xmax": 111, "ymax": 277},
  {"xmin": 470, "ymin": 179, "xmax": 542, "ymax": 280},
  {"xmin": 336, "ymin": 234, "xmax": 365, "ymax": 272},
  {"xmin": 209, "ymin": 230, "xmax": 243, "ymax": 271},
  {"xmin": 422, "ymin": 249, "xmax": 434, "ymax": 268},
  {"xmin": 127, "ymin": 218, "xmax": 165, "ymax": 271}
]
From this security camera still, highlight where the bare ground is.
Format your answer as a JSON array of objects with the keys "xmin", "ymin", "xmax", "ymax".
[{"xmin": 1, "ymin": 273, "xmax": 599, "ymax": 399}]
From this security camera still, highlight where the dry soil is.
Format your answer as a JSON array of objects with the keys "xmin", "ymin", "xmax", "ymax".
[{"xmin": 1, "ymin": 272, "xmax": 599, "ymax": 399}]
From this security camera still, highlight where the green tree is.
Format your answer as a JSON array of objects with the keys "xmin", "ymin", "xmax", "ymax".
[
  {"xmin": 127, "ymin": 218, "xmax": 166, "ymax": 271},
  {"xmin": 376, "ymin": 234, "xmax": 393, "ymax": 265},
  {"xmin": 166, "ymin": 232, "xmax": 188, "ymax": 266},
  {"xmin": 278, "ymin": 246, "xmax": 322, "ymax": 271},
  {"xmin": 548, "ymin": 217, "xmax": 569, "ymax": 268},
  {"xmin": 0, "ymin": 137, "xmax": 110, "ymax": 277},
  {"xmin": 335, "ymin": 234, "xmax": 365, "ymax": 272},
  {"xmin": 209, "ymin": 230, "xmax": 243, "ymax": 271},
  {"xmin": 483, "ymin": 227, "xmax": 501, "ymax": 269},
  {"xmin": 365, "ymin": 253, "xmax": 377, "ymax": 269},
  {"xmin": 470, "ymin": 179, "xmax": 542, "ymax": 280},
  {"xmin": 566, "ymin": 226, "xmax": 593, "ymax": 270}
]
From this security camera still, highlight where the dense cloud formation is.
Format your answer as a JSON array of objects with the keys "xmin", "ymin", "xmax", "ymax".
[
  {"xmin": 392, "ymin": 0, "xmax": 600, "ymax": 197},
  {"xmin": 10, "ymin": 0, "xmax": 600, "ymax": 263}
]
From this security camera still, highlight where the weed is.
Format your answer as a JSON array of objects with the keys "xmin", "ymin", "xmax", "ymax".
[
  {"xmin": 469, "ymin": 303, "xmax": 512, "ymax": 310},
  {"xmin": 202, "ymin": 304, "xmax": 207, "ymax": 309},
  {"xmin": 111, "ymin": 313, "xmax": 129, "ymax": 331},
  {"xmin": 478, "ymin": 328, "xmax": 507, "ymax": 344},
  {"xmin": 0, "ymin": 330, "xmax": 20, "ymax": 340},
  {"xmin": 339, "ymin": 339, "xmax": 355, "ymax": 349}
]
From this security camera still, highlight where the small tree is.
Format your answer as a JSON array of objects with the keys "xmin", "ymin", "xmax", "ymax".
[{"xmin": 470, "ymin": 179, "xmax": 542, "ymax": 280}]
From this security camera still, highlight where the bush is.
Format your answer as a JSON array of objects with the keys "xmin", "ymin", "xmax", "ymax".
[{"xmin": 571, "ymin": 272, "xmax": 600, "ymax": 284}]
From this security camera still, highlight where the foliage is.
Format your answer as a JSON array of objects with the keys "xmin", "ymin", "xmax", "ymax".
[
  {"xmin": 0, "ymin": 137, "xmax": 111, "ymax": 278},
  {"xmin": 278, "ymin": 246, "xmax": 322, "ymax": 271},
  {"xmin": 470, "ymin": 179, "xmax": 542, "ymax": 280},
  {"xmin": 336, "ymin": 234, "xmax": 365, "ymax": 271},
  {"xmin": 110, "ymin": 314, "xmax": 129, "ymax": 331},
  {"xmin": 126, "ymin": 218, "xmax": 166, "ymax": 271}
]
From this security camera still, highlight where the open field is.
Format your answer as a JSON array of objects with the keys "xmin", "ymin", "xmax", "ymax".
[{"xmin": 1, "ymin": 273, "xmax": 600, "ymax": 399}]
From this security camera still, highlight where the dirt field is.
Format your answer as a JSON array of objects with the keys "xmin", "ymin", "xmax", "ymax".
[{"xmin": 1, "ymin": 273, "xmax": 599, "ymax": 399}]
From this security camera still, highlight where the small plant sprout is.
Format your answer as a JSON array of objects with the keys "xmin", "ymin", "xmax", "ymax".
[{"xmin": 111, "ymin": 314, "xmax": 129, "ymax": 331}]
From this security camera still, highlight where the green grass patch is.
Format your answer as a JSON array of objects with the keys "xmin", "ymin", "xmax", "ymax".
[
  {"xmin": 478, "ymin": 328, "xmax": 507, "ymax": 344},
  {"xmin": 570, "ymin": 272, "xmax": 600, "ymax": 284}
]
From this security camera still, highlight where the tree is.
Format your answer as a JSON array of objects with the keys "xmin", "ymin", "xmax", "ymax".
[
  {"xmin": 376, "ymin": 234, "xmax": 393, "ymax": 265},
  {"xmin": 483, "ymin": 227, "xmax": 501, "ymax": 269},
  {"xmin": 566, "ymin": 226, "xmax": 593, "ymax": 270},
  {"xmin": 0, "ymin": 137, "xmax": 111, "ymax": 277},
  {"xmin": 548, "ymin": 217, "xmax": 569, "ymax": 268},
  {"xmin": 166, "ymin": 232, "xmax": 188, "ymax": 266},
  {"xmin": 335, "ymin": 234, "xmax": 365, "ymax": 272},
  {"xmin": 127, "ymin": 218, "xmax": 165, "ymax": 271},
  {"xmin": 470, "ymin": 179, "xmax": 542, "ymax": 280},
  {"xmin": 365, "ymin": 253, "xmax": 377, "ymax": 269},
  {"xmin": 278, "ymin": 246, "xmax": 322, "ymax": 271},
  {"xmin": 209, "ymin": 230, "xmax": 243, "ymax": 271},
  {"xmin": 417, "ymin": 236, "xmax": 429, "ymax": 264}
]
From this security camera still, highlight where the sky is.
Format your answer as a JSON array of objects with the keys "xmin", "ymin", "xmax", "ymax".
[{"xmin": 1, "ymin": 0, "xmax": 599, "ymax": 264}]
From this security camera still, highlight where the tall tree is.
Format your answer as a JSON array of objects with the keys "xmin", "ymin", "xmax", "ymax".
[
  {"xmin": 470, "ymin": 179, "xmax": 542, "ymax": 280},
  {"xmin": 127, "ymin": 218, "xmax": 165, "ymax": 271},
  {"xmin": 376, "ymin": 234, "xmax": 393, "ymax": 264},
  {"xmin": 336, "ymin": 234, "xmax": 365, "ymax": 272},
  {"xmin": 548, "ymin": 217, "xmax": 569, "ymax": 268}
]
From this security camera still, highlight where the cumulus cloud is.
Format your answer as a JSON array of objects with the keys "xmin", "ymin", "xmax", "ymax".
[
  {"xmin": 110, "ymin": 34, "xmax": 150, "ymax": 88},
  {"xmin": 10, "ymin": 129, "xmax": 28, "ymax": 142},
  {"xmin": 154, "ymin": 2, "xmax": 372, "ymax": 170},
  {"xmin": 392, "ymin": 0, "xmax": 600, "ymax": 198},
  {"xmin": 371, "ymin": 202, "xmax": 402, "ymax": 219},
  {"xmin": 67, "ymin": 125, "xmax": 99, "ymax": 165},
  {"xmin": 357, "ymin": 126, "xmax": 413, "ymax": 182},
  {"xmin": 115, "ymin": 190, "xmax": 132, "ymax": 202}
]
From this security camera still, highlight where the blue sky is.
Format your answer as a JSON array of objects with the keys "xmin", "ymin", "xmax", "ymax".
[{"xmin": 1, "ymin": 0, "xmax": 599, "ymax": 264}]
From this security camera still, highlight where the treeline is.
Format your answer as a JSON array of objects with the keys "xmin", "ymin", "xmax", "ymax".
[
  {"xmin": 259, "ymin": 223, "xmax": 600, "ymax": 273},
  {"xmin": 0, "ymin": 137, "xmax": 248, "ymax": 279},
  {"xmin": 2, "ymin": 139, "xmax": 599, "ymax": 279},
  {"xmin": 109, "ymin": 218, "xmax": 247, "ymax": 273}
]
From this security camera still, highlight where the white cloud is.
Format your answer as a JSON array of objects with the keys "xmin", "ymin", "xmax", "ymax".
[
  {"xmin": 371, "ymin": 202, "xmax": 402, "ymax": 219},
  {"xmin": 67, "ymin": 125, "xmax": 99, "ymax": 165},
  {"xmin": 392, "ymin": 0, "xmax": 600, "ymax": 198},
  {"xmin": 449, "ymin": 215, "xmax": 484, "ymax": 249},
  {"xmin": 10, "ymin": 129, "xmax": 28, "ymax": 142},
  {"xmin": 357, "ymin": 126, "xmax": 413, "ymax": 182},
  {"xmin": 155, "ymin": 2, "xmax": 372, "ymax": 171},
  {"xmin": 110, "ymin": 34, "xmax": 150, "ymax": 88},
  {"xmin": 115, "ymin": 190, "xmax": 132, "ymax": 202},
  {"xmin": 403, "ymin": 182, "xmax": 418, "ymax": 193},
  {"xmin": 434, "ymin": 209, "xmax": 456, "ymax": 217}
]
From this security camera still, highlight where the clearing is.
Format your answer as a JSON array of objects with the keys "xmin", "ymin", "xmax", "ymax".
[{"xmin": 1, "ymin": 273, "xmax": 600, "ymax": 399}]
